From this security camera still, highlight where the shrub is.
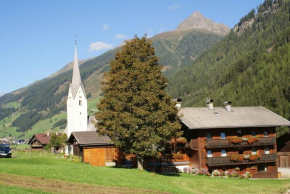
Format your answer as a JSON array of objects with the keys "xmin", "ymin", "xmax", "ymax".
[
  {"xmin": 230, "ymin": 154, "xmax": 244, "ymax": 162},
  {"xmin": 220, "ymin": 171, "xmax": 226, "ymax": 176},
  {"xmin": 198, "ymin": 168, "xmax": 209, "ymax": 176},
  {"xmin": 249, "ymin": 154, "xmax": 260, "ymax": 161},
  {"xmin": 231, "ymin": 172, "xmax": 239, "ymax": 177},
  {"xmin": 192, "ymin": 168, "xmax": 199, "ymax": 175},
  {"xmin": 242, "ymin": 171, "xmax": 252, "ymax": 179},
  {"xmin": 183, "ymin": 167, "xmax": 192, "ymax": 174},
  {"xmin": 228, "ymin": 137, "xmax": 242, "ymax": 144},
  {"xmin": 247, "ymin": 137, "xmax": 260, "ymax": 144},
  {"xmin": 212, "ymin": 169, "xmax": 220, "ymax": 176}
]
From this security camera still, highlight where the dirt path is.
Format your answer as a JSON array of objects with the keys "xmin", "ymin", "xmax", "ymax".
[{"xmin": 0, "ymin": 173, "xmax": 170, "ymax": 194}]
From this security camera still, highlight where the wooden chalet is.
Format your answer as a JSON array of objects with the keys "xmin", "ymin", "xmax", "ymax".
[
  {"xmin": 29, "ymin": 133, "xmax": 60, "ymax": 150},
  {"xmin": 277, "ymin": 132, "xmax": 290, "ymax": 167},
  {"xmin": 68, "ymin": 131, "xmax": 123, "ymax": 166},
  {"xmin": 179, "ymin": 101, "xmax": 290, "ymax": 178}
]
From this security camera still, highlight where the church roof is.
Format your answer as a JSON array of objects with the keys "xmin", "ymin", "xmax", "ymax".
[
  {"xmin": 71, "ymin": 45, "xmax": 84, "ymax": 99},
  {"xmin": 179, "ymin": 106, "xmax": 290, "ymax": 129}
]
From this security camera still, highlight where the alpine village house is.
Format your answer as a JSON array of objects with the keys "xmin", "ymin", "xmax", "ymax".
[{"xmin": 179, "ymin": 100, "xmax": 290, "ymax": 178}]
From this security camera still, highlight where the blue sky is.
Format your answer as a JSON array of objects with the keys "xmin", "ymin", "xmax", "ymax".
[{"xmin": 0, "ymin": 0, "xmax": 264, "ymax": 94}]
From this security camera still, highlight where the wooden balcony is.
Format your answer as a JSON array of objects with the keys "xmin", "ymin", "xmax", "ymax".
[
  {"xmin": 206, "ymin": 154, "xmax": 277, "ymax": 166},
  {"xmin": 205, "ymin": 137, "xmax": 275, "ymax": 148}
]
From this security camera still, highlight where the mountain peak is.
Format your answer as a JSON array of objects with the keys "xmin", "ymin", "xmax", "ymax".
[{"xmin": 176, "ymin": 11, "xmax": 230, "ymax": 35}]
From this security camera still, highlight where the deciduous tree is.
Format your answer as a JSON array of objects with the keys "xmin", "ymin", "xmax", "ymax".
[{"xmin": 96, "ymin": 35, "xmax": 181, "ymax": 169}]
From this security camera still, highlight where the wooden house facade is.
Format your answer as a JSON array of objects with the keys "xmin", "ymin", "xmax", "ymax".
[{"xmin": 179, "ymin": 103, "xmax": 290, "ymax": 178}]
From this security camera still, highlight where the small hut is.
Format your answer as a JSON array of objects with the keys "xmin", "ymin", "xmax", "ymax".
[{"xmin": 67, "ymin": 131, "xmax": 119, "ymax": 166}]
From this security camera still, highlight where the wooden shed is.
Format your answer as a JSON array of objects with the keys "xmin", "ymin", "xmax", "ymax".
[
  {"xmin": 277, "ymin": 132, "xmax": 290, "ymax": 167},
  {"xmin": 67, "ymin": 131, "xmax": 118, "ymax": 166}
]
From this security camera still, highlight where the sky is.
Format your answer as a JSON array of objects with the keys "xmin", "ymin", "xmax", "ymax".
[{"xmin": 0, "ymin": 0, "xmax": 265, "ymax": 94}]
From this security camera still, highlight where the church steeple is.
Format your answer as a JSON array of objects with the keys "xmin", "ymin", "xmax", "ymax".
[{"xmin": 71, "ymin": 41, "xmax": 82, "ymax": 98}]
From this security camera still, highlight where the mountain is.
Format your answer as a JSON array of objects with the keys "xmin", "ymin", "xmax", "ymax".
[
  {"xmin": 176, "ymin": 11, "xmax": 230, "ymax": 35},
  {"xmin": 0, "ymin": 93, "xmax": 4, "ymax": 97},
  {"xmin": 167, "ymin": 0, "xmax": 290, "ymax": 135},
  {"xmin": 0, "ymin": 11, "xmax": 229, "ymax": 139}
]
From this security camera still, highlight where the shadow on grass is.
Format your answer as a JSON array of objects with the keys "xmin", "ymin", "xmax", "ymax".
[{"xmin": 108, "ymin": 165, "xmax": 181, "ymax": 176}]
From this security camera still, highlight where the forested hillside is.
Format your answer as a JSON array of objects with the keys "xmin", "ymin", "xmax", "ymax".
[
  {"xmin": 167, "ymin": 0, "xmax": 290, "ymax": 134},
  {"xmin": 0, "ymin": 12, "xmax": 227, "ymax": 138}
]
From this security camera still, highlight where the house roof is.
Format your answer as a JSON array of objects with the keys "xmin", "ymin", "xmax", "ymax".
[
  {"xmin": 179, "ymin": 106, "xmax": 290, "ymax": 129},
  {"xmin": 68, "ymin": 131, "xmax": 113, "ymax": 146},
  {"xmin": 28, "ymin": 133, "xmax": 63, "ymax": 145}
]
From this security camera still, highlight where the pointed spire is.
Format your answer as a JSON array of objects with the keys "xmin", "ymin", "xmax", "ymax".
[{"xmin": 71, "ymin": 41, "xmax": 82, "ymax": 98}]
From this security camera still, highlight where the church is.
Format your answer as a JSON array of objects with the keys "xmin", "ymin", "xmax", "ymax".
[{"xmin": 63, "ymin": 42, "xmax": 96, "ymax": 154}]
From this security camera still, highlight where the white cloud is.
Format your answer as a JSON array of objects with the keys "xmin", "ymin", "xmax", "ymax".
[
  {"xmin": 102, "ymin": 23, "xmax": 110, "ymax": 30},
  {"xmin": 168, "ymin": 4, "xmax": 182, "ymax": 11},
  {"xmin": 115, "ymin": 34, "xmax": 126, "ymax": 39},
  {"xmin": 88, "ymin": 42, "xmax": 113, "ymax": 52}
]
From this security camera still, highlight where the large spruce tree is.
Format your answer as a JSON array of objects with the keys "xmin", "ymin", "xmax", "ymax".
[{"xmin": 96, "ymin": 36, "xmax": 181, "ymax": 168}]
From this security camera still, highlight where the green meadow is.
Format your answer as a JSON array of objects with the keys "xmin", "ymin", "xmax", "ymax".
[{"xmin": 0, "ymin": 151, "xmax": 289, "ymax": 194}]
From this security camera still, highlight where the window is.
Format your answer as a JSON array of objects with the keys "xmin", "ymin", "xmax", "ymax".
[
  {"xmin": 207, "ymin": 150, "xmax": 212, "ymax": 157},
  {"xmin": 265, "ymin": 147, "xmax": 269, "ymax": 154},
  {"xmin": 80, "ymin": 112, "xmax": 82, "ymax": 115},
  {"xmin": 221, "ymin": 132, "xmax": 226, "ymax": 139},
  {"xmin": 206, "ymin": 132, "xmax": 211, "ymax": 139},
  {"xmin": 238, "ymin": 148, "xmax": 243, "ymax": 155},
  {"xmin": 221, "ymin": 149, "xmax": 227, "ymax": 157},
  {"xmin": 264, "ymin": 130, "xmax": 269, "ymax": 137},
  {"xmin": 252, "ymin": 147, "xmax": 257, "ymax": 155},
  {"xmin": 79, "ymin": 100, "xmax": 82, "ymax": 106},
  {"xmin": 258, "ymin": 165, "xmax": 267, "ymax": 172},
  {"xmin": 237, "ymin": 129, "xmax": 243, "ymax": 137},
  {"xmin": 251, "ymin": 130, "xmax": 256, "ymax": 137}
]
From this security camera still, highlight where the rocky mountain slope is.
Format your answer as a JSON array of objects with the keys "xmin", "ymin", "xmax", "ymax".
[
  {"xmin": 176, "ymin": 11, "xmax": 230, "ymax": 35},
  {"xmin": 0, "ymin": 11, "xmax": 228, "ymax": 139}
]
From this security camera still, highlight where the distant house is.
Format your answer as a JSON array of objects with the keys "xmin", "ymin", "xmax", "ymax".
[
  {"xmin": 277, "ymin": 132, "xmax": 290, "ymax": 167},
  {"xmin": 17, "ymin": 139, "xmax": 25, "ymax": 144},
  {"xmin": 67, "ymin": 131, "xmax": 123, "ymax": 166},
  {"xmin": 28, "ymin": 133, "xmax": 62, "ymax": 150},
  {"xmin": 179, "ymin": 100, "xmax": 290, "ymax": 178}
]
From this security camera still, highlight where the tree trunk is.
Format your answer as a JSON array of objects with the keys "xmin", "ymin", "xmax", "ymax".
[{"xmin": 137, "ymin": 156, "xmax": 144, "ymax": 170}]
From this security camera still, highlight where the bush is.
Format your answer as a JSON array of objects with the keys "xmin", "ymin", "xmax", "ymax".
[
  {"xmin": 247, "ymin": 137, "xmax": 260, "ymax": 144},
  {"xmin": 212, "ymin": 169, "xmax": 220, "ymax": 176},
  {"xmin": 228, "ymin": 137, "xmax": 242, "ymax": 144},
  {"xmin": 249, "ymin": 154, "xmax": 260, "ymax": 161},
  {"xmin": 230, "ymin": 154, "xmax": 244, "ymax": 162}
]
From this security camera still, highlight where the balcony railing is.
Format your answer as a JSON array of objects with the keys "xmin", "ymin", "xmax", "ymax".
[
  {"xmin": 205, "ymin": 137, "xmax": 275, "ymax": 148},
  {"xmin": 206, "ymin": 154, "xmax": 277, "ymax": 166}
]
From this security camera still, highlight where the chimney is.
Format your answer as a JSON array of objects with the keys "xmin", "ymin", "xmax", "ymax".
[
  {"xmin": 224, "ymin": 101, "xmax": 232, "ymax": 112},
  {"xmin": 206, "ymin": 98, "xmax": 214, "ymax": 110},
  {"xmin": 175, "ymin": 98, "xmax": 182, "ymax": 110},
  {"xmin": 47, "ymin": 133, "xmax": 50, "ymax": 137}
]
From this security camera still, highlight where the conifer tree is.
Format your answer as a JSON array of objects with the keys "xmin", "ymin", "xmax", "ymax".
[{"xmin": 96, "ymin": 35, "xmax": 181, "ymax": 169}]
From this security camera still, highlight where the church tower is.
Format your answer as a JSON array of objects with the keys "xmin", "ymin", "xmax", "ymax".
[{"xmin": 65, "ymin": 42, "xmax": 88, "ymax": 139}]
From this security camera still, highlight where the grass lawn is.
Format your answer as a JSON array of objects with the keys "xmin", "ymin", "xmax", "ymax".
[{"xmin": 0, "ymin": 153, "xmax": 289, "ymax": 194}]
